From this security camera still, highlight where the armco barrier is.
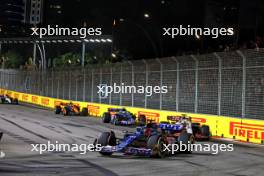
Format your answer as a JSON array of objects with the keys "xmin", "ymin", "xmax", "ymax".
[{"xmin": 1, "ymin": 88, "xmax": 263, "ymax": 144}]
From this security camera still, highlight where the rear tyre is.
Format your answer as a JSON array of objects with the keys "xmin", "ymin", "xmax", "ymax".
[
  {"xmin": 80, "ymin": 108, "xmax": 89, "ymax": 116},
  {"xmin": 147, "ymin": 135, "xmax": 167, "ymax": 158},
  {"xmin": 63, "ymin": 107, "xmax": 70, "ymax": 116},
  {"xmin": 201, "ymin": 125, "xmax": 210, "ymax": 140},
  {"xmin": 138, "ymin": 115, "xmax": 147, "ymax": 126},
  {"xmin": 12, "ymin": 98, "xmax": 18, "ymax": 105},
  {"xmin": 102, "ymin": 112, "xmax": 111, "ymax": 123},
  {"xmin": 97, "ymin": 131, "xmax": 116, "ymax": 156},
  {"xmin": 178, "ymin": 131, "xmax": 194, "ymax": 154},
  {"xmin": 55, "ymin": 106, "xmax": 61, "ymax": 114}
]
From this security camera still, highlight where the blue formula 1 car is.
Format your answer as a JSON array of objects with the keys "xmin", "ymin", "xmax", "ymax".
[
  {"xmin": 102, "ymin": 108, "xmax": 137, "ymax": 126},
  {"xmin": 95, "ymin": 120, "xmax": 195, "ymax": 158}
]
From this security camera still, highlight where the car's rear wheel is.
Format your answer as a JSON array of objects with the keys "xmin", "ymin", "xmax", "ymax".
[
  {"xmin": 178, "ymin": 131, "xmax": 194, "ymax": 154},
  {"xmin": 97, "ymin": 131, "xmax": 116, "ymax": 156},
  {"xmin": 12, "ymin": 98, "xmax": 18, "ymax": 105},
  {"xmin": 201, "ymin": 125, "xmax": 210, "ymax": 139},
  {"xmin": 138, "ymin": 115, "xmax": 147, "ymax": 126},
  {"xmin": 147, "ymin": 135, "xmax": 167, "ymax": 158},
  {"xmin": 55, "ymin": 106, "xmax": 61, "ymax": 114},
  {"xmin": 80, "ymin": 108, "xmax": 89, "ymax": 116},
  {"xmin": 63, "ymin": 107, "xmax": 70, "ymax": 116},
  {"xmin": 102, "ymin": 112, "xmax": 111, "ymax": 123}
]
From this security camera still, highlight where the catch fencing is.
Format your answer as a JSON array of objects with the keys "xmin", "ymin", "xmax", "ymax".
[{"xmin": 1, "ymin": 49, "xmax": 264, "ymax": 119}]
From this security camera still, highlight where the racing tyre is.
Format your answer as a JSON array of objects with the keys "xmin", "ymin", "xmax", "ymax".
[
  {"xmin": 201, "ymin": 125, "xmax": 210, "ymax": 140},
  {"xmin": 113, "ymin": 118, "xmax": 119, "ymax": 126},
  {"xmin": 178, "ymin": 131, "xmax": 194, "ymax": 154},
  {"xmin": 138, "ymin": 115, "xmax": 146, "ymax": 126},
  {"xmin": 102, "ymin": 112, "xmax": 111, "ymax": 123},
  {"xmin": 12, "ymin": 99, "xmax": 18, "ymax": 105},
  {"xmin": 55, "ymin": 106, "xmax": 61, "ymax": 114},
  {"xmin": 97, "ymin": 131, "xmax": 116, "ymax": 156},
  {"xmin": 63, "ymin": 107, "xmax": 70, "ymax": 116},
  {"xmin": 80, "ymin": 108, "xmax": 89, "ymax": 116},
  {"xmin": 147, "ymin": 135, "xmax": 167, "ymax": 158}
]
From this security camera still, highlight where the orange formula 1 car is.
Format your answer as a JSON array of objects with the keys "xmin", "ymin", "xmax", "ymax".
[{"xmin": 55, "ymin": 102, "xmax": 88, "ymax": 116}]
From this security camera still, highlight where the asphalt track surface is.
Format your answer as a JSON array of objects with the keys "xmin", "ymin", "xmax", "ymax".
[{"xmin": 0, "ymin": 104, "xmax": 263, "ymax": 176}]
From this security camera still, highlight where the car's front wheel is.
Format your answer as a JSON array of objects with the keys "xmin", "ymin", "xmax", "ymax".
[{"xmin": 97, "ymin": 131, "xmax": 116, "ymax": 156}]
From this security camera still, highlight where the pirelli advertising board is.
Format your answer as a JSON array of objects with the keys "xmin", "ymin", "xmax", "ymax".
[{"xmin": 0, "ymin": 88, "xmax": 263, "ymax": 144}]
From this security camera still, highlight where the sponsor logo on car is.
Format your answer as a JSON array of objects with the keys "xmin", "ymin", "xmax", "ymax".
[{"xmin": 229, "ymin": 122, "xmax": 264, "ymax": 140}]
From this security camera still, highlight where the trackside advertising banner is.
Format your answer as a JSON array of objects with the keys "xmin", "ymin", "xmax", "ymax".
[{"xmin": 0, "ymin": 88, "xmax": 263, "ymax": 144}]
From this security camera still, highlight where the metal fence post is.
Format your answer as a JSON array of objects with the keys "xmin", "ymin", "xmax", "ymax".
[
  {"xmin": 143, "ymin": 60, "xmax": 148, "ymax": 108},
  {"xmin": 109, "ymin": 66, "xmax": 113, "ymax": 104},
  {"xmin": 99, "ymin": 68, "xmax": 102, "ymax": 104},
  {"xmin": 83, "ymin": 68, "xmax": 86, "ymax": 101},
  {"xmin": 214, "ymin": 53, "xmax": 222, "ymax": 116},
  {"xmin": 91, "ymin": 69, "xmax": 94, "ymax": 102},
  {"xmin": 62, "ymin": 70, "xmax": 65, "ymax": 99},
  {"xmin": 69, "ymin": 69, "xmax": 71, "ymax": 100},
  {"xmin": 237, "ymin": 50, "xmax": 246, "ymax": 118},
  {"xmin": 172, "ymin": 57, "xmax": 180, "ymax": 111},
  {"xmin": 120, "ymin": 63, "xmax": 123, "ymax": 106},
  {"xmin": 191, "ymin": 55, "xmax": 199, "ymax": 113},
  {"xmin": 128, "ymin": 61, "xmax": 134, "ymax": 107},
  {"xmin": 57, "ymin": 72, "xmax": 59, "ymax": 98},
  {"xmin": 81, "ymin": 42, "xmax": 86, "ymax": 67},
  {"xmin": 76, "ymin": 71, "xmax": 78, "ymax": 101},
  {"xmin": 156, "ymin": 59, "xmax": 163, "ymax": 110},
  {"xmin": 51, "ymin": 69, "xmax": 54, "ymax": 97}
]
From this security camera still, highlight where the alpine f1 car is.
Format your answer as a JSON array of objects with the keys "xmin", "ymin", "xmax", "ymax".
[
  {"xmin": 167, "ymin": 115, "xmax": 210, "ymax": 140},
  {"xmin": 0, "ymin": 95, "xmax": 18, "ymax": 104},
  {"xmin": 102, "ymin": 108, "xmax": 137, "ymax": 126},
  {"xmin": 55, "ymin": 102, "xmax": 88, "ymax": 116},
  {"xmin": 95, "ymin": 117, "xmax": 195, "ymax": 158}
]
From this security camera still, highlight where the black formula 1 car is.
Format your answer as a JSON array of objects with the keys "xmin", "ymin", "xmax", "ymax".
[
  {"xmin": 102, "ymin": 108, "xmax": 146, "ymax": 126},
  {"xmin": 0, "ymin": 95, "xmax": 18, "ymax": 104},
  {"xmin": 95, "ymin": 118, "xmax": 195, "ymax": 158},
  {"xmin": 167, "ymin": 115, "xmax": 210, "ymax": 140},
  {"xmin": 55, "ymin": 102, "xmax": 88, "ymax": 116},
  {"xmin": 102, "ymin": 108, "xmax": 136, "ymax": 125}
]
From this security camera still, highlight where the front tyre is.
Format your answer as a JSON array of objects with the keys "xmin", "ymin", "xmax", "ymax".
[{"xmin": 97, "ymin": 131, "xmax": 116, "ymax": 156}]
